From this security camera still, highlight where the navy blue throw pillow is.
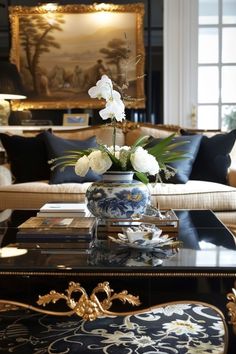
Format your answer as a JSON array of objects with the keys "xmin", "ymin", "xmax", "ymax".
[
  {"xmin": 42, "ymin": 131, "xmax": 101, "ymax": 184},
  {"xmin": 0, "ymin": 132, "xmax": 50, "ymax": 183},
  {"xmin": 145, "ymin": 135, "xmax": 203, "ymax": 184},
  {"xmin": 181, "ymin": 129, "xmax": 236, "ymax": 184}
]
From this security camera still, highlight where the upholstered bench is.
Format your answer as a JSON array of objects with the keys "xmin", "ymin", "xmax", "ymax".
[{"xmin": 0, "ymin": 301, "xmax": 228, "ymax": 353}]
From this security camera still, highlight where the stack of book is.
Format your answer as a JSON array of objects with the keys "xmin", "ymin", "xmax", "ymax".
[{"xmin": 16, "ymin": 215, "xmax": 96, "ymax": 249}]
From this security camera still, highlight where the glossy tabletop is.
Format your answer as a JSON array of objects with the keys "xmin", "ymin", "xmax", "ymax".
[{"xmin": 0, "ymin": 209, "xmax": 236, "ymax": 277}]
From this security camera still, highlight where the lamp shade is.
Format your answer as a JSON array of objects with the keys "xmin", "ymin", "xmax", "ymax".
[{"xmin": 0, "ymin": 62, "xmax": 26, "ymax": 99}]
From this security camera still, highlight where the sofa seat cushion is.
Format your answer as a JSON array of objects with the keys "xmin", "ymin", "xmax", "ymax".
[
  {"xmin": 151, "ymin": 180, "xmax": 236, "ymax": 211},
  {"xmin": 0, "ymin": 180, "xmax": 236, "ymax": 212},
  {"xmin": 0, "ymin": 181, "xmax": 92, "ymax": 209}
]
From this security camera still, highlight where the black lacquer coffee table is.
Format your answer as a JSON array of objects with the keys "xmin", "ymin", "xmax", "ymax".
[{"xmin": 0, "ymin": 208, "xmax": 236, "ymax": 349}]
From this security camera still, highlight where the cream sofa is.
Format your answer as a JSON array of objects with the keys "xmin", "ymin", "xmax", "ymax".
[{"xmin": 1, "ymin": 122, "xmax": 236, "ymax": 229}]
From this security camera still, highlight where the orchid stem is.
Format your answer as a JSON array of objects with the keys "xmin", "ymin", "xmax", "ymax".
[{"xmin": 112, "ymin": 118, "xmax": 116, "ymax": 153}]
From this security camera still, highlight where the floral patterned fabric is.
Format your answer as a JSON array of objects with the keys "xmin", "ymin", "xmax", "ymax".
[{"xmin": 0, "ymin": 302, "xmax": 227, "ymax": 353}]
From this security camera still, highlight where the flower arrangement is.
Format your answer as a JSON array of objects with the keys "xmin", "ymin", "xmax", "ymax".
[{"xmin": 50, "ymin": 75, "xmax": 186, "ymax": 184}]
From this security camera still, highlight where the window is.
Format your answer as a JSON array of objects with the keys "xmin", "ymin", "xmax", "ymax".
[{"xmin": 198, "ymin": 0, "xmax": 236, "ymax": 130}]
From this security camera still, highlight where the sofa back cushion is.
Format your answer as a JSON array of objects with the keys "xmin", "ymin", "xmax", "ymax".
[
  {"xmin": 0, "ymin": 132, "xmax": 50, "ymax": 183},
  {"xmin": 145, "ymin": 134, "xmax": 202, "ymax": 183},
  {"xmin": 181, "ymin": 129, "xmax": 236, "ymax": 184},
  {"xmin": 42, "ymin": 131, "xmax": 101, "ymax": 184}
]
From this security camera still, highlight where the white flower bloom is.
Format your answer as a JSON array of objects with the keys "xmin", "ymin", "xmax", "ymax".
[
  {"xmin": 107, "ymin": 145, "xmax": 130, "ymax": 153},
  {"xmin": 130, "ymin": 147, "xmax": 160, "ymax": 175},
  {"xmin": 109, "ymin": 89, "xmax": 121, "ymax": 101},
  {"xmin": 74, "ymin": 155, "xmax": 90, "ymax": 177},
  {"xmin": 211, "ymin": 320, "xmax": 225, "ymax": 336},
  {"xmin": 99, "ymin": 98, "xmax": 125, "ymax": 121},
  {"xmin": 121, "ymin": 146, "xmax": 130, "ymax": 151},
  {"xmin": 132, "ymin": 336, "xmax": 156, "ymax": 348},
  {"xmin": 88, "ymin": 150, "xmax": 112, "ymax": 175},
  {"xmin": 88, "ymin": 75, "xmax": 113, "ymax": 101},
  {"xmin": 163, "ymin": 319, "xmax": 205, "ymax": 335},
  {"xmin": 154, "ymin": 304, "xmax": 191, "ymax": 316},
  {"xmin": 106, "ymin": 145, "xmax": 130, "ymax": 159},
  {"xmin": 97, "ymin": 74, "xmax": 113, "ymax": 88}
]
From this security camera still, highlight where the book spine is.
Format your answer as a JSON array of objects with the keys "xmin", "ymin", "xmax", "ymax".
[
  {"xmin": 16, "ymin": 233, "xmax": 93, "ymax": 242},
  {"xmin": 37, "ymin": 212, "xmax": 86, "ymax": 217},
  {"xmin": 17, "ymin": 242, "xmax": 92, "ymax": 249}
]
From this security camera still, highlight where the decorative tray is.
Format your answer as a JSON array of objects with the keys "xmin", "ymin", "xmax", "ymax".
[{"xmin": 97, "ymin": 207, "xmax": 179, "ymax": 238}]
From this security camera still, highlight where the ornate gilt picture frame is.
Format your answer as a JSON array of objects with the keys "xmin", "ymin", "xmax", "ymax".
[{"xmin": 9, "ymin": 3, "xmax": 145, "ymax": 110}]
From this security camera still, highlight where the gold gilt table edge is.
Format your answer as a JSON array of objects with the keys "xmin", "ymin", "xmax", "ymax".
[{"xmin": 0, "ymin": 271, "xmax": 236, "ymax": 277}]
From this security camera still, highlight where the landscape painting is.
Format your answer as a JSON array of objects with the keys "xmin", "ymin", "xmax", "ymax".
[{"xmin": 9, "ymin": 4, "xmax": 145, "ymax": 110}]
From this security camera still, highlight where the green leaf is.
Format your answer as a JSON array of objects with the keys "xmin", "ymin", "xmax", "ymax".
[
  {"xmin": 132, "ymin": 135, "xmax": 151, "ymax": 148},
  {"xmin": 145, "ymin": 135, "xmax": 189, "ymax": 163},
  {"xmin": 134, "ymin": 171, "xmax": 149, "ymax": 184}
]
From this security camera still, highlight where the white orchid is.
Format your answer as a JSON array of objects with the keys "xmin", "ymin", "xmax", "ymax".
[
  {"xmin": 88, "ymin": 75, "xmax": 125, "ymax": 122},
  {"xmin": 50, "ymin": 75, "xmax": 187, "ymax": 185},
  {"xmin": 99, "ymin": 99, "xmax": 125, "ymax": 121},
  {"xmin": 88, "ymin": 75, "xmax": 113, "ymax": 101}
]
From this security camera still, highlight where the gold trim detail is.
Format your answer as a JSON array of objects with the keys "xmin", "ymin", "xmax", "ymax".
[
  {"xmin": 226, "ymin": 284, "xmax": 236, "ymax": 335},
  {"xmin": 9, "ymin": 4, "xmax": 145, "ymax": 110},
  {"xmin": 0, "ymin": 271, "xmax": 236, "ymax": 278},
  {"xmin": 0, "ymin": 281, "xmax": 141, "ymax": 321},
  {"xmin": 116, "ymin": 120, "xmax": 140, "ymax": 133}
]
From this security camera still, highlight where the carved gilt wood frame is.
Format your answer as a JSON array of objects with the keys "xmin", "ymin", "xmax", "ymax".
[{"xmin": 9, "ymin": 3, "xmax": 145, "ymax": 110}]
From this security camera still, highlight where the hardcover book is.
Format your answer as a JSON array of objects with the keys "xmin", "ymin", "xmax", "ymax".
[
  {"xmin": 39, "ymin": 202, "xmax": 86, "ymax": 213},
  {"xmin": 18, "ymin": 216, "xmax": 96, "ymax": 234},
  {"xmin": 16, "ymin": 241, "xmax": 93, "ymax": 249}
]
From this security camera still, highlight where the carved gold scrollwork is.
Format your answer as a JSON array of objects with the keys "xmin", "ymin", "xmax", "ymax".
[
  {"xmin": 116, "ymin": 120, "xmax": 140, "ymax": 133},
  {"xmin": 0, "ymin": 281, "xmax": 141, "ymax": 321},
  {"xmin": 226, "ymin": 285, "xmax": 236, "ymax": 334}
]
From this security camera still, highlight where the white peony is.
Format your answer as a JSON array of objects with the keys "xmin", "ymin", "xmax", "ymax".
[
  {"xmin": 75, "ymin": 155, "xmax": 90, "ymax": 177},
  {"xmin": 88, "ymin": 150, "xmax": 112, "ymax": 174},
  {"xmin": 130, "ymin": 146, "xmax": 160, "ymax": 175}
]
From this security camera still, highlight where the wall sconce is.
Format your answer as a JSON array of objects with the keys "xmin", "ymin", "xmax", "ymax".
[{"xmin": 0, "ymin": 62, "xmax": 26, "ymax": 125}]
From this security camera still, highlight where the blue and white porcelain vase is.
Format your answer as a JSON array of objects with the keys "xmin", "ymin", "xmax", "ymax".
[{"xmin": 85, "ymin": 171, "xmax": 150, "ymax": 219}]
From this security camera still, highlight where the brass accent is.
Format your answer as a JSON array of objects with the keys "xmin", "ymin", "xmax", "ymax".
[
  {"xmin": 0, "ymin": 281, "xmax": 140, "ymax": 321},
  {"xmin": 9, "ymin": 4, "xmax": 145, "ymax": 110},
  {"xmin": 38, "ymin": 281, "xmax": 141, "ymax": 320},
  {"xmin": 156, "ymin": 123, "xmax": 181, "ymax": 132},
  {"xmin": 0, "ymin": 303, "xmax": 20, "ymax": 312},
  {"xmin": 116, "ymin": 120, "xmax": 140, "ymax": 133},
  {"xmin": 227, "ymin": 284, "xmax": 236, "ymax": 335}
]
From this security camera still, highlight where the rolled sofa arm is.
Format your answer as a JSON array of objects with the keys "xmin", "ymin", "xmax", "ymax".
[
  {"xmin": 0, "ymin": 164, "xmax": 12, "ymax": 186},
  {"xmin": 228, "ymin": 165, "xmax": 236, "ymax": 187}
]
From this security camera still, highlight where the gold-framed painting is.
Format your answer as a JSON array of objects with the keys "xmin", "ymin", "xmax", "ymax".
[
  {"xmin": 9, "ymin": 3, "xmax": 145, "ymax": 111},
  {"xmin": 63, "ymin": 113, "xmax": 89, "ymax": 126}
]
